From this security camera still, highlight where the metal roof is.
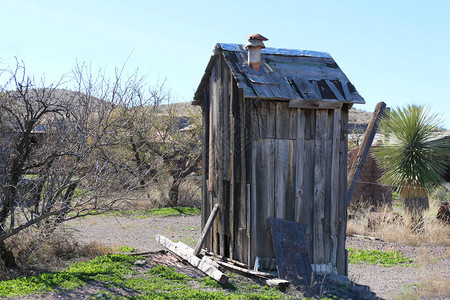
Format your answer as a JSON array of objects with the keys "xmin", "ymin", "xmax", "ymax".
[{"xmin": 193, "ymin": 43, "xmax": 365, "ymax": 106}]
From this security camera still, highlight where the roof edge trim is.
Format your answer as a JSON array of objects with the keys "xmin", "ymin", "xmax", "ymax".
[{"xmin": 218, "ymin": 43, "xmax": 332, "ymax": 59}]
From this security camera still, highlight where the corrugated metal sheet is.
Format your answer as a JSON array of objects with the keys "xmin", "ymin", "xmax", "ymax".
[{"xmin": 193, "ymin": 43, "xmax": 364, "ymax": 105}]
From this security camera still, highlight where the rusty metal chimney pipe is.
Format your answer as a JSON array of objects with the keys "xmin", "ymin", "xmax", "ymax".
[{"xmin": 244, "ymin": 34, "xmax": 268, "ymax": 71}]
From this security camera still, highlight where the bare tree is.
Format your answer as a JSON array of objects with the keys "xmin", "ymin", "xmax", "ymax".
[
  {"xmin": 150, "ymin": 104, "xmax": 202, "ymax": 206},
  {"xmin": 0, "ymin": 61, "xmax": 162, "ymax": 267}
]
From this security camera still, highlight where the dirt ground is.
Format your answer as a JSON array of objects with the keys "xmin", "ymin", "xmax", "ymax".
[{"xmin": 61, "ymin": 214, "xmax": 450, "ymax": 299}]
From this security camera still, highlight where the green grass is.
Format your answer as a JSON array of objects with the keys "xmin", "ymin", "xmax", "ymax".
[
  {"xmin": 108, "ymin": 206, "xmax": 201, "ymax": 218},
  {"xmin": 0, "ymin": 254, "xmax": 142, "ymax": 298},
  {"xmin": 68, "ymin": 206, "xmax": 202, "ymax": 219},
  {"xmin": 144, "ymin": 206, "xmax": 201, "ymax": 217},
  {"xmin": 0, "ymin": 255, "xmax": 293, "ymax": 299},
  {"xmin": 174, "ymin": 237, "xmax": 198, "ymax": 246},
  {"xmin": 347, "ymin": 248, "xmax": 415, "ymax": 267},
  {"xmin": 119, "ymin": 245, "xmax": 136, "ymax": 252}
]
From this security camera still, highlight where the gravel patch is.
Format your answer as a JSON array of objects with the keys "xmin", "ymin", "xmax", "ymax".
[{"xmin": 66, "ymin": 214, "xmax": 202, "ymax": 251}]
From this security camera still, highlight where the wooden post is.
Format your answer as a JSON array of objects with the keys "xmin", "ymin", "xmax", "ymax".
[
  {"xmin": 194, "ymin": 204, "xmax": 219, "ymax": 256},
  {"xmin": 347, "ymin": 102, "xmax": 386, "ymax": 206}
]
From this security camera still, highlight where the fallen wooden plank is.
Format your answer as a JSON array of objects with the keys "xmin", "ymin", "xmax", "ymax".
[
  {"xmin": 175, "ymin": 241, "xmax": 220, "ymax": 269},
  {"xmin": 265, "ymin": 278, "xmax": 290, "ymax": 290},
  {"xmin": 203, "ymin": 250, "xmax": 250, "ymax": 269},
  {"xmin": 347, "ymin": 101, "xmax": 387, "ymax": 206},
  {"xmin": 348, "ymin": 233, "xmax": 383, "ymax": 241},
  {"xmin": 216, "ymin": 260, "xmax": 275, "ymax": 279},
  {"xmin": 194, "ymin": 204, "xmax": 219, "ymax": 256},
  {"xmin": 155, "ymin": 234, "xmax": 229, "ymax": 285}
]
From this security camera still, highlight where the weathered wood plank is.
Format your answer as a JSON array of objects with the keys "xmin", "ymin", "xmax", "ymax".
[
  {"xmin": 229, "ymin": 74, "xmax": 235, "ymax": 259},
  {"xmin": 194, "ymin": 204, "xmax": 220, "ymax": 256},
  {"xmin": 311, "ymin": 80, "xmax": 321, "ymax": 98},
  {"xmin": 203, "ymin": 250, "xmax": 250, "ymax": 269},
  {"xmin": 337, "ymin": 104, "xmax": 350, "ymax": 275},
  {"xmin": 252, "ymin": 100, "xmax": 276, "ymax": 139},
  {"xmin": 251, "ymin": 100, "xmax": 262, "ymax": 139},
  {"xmin": 250, "ymin": 144, "xmax": 258, "ymax": 267},
  {"xmin": 263, "ymin": 139, "xmax": 276, "ymax": 258},
  {"xmin": 251, "ymin": 139, "xmax": 276, "ymax": 265},
  {"xmin": 325, "ymin": 80, "xmax": 345, "ymax": 101},
  {"xmin": 340, "ymin": 81, "xmax": 353, "ymax": 101},
  {"xmin": 216, "ymin": 261, "xmax": 275, "ymax": 279},
  {"xmin": 295, "ymin": 110, "xmax": 306, "ymax": 223},
  {"xmin": 292, "ymin": 77, "xmax": 321, "ymax": 100},
  {"xmin": 263, "ymin": 139, "xmax": 276, "ymax": 256},
  {"xmin": 243, "ymin": 97, "xmax": 252, "ymax": 265},
  {"xmin": 313, "ymin": 109, "xmax": 328, "ymax": 264},
  {"xmin": 322, "ymin": 110, "xmax": 333, "ymax": 264},
  {"xmin": 302, "ymin": 110, "xmax": 316, "ymax": 259},
  {"xmin": 311, "ymin": 263, "xmax": 336, "ymax": 275},
  {"xmin": 276, "ymin": 102, "xmax": 290, "ymax": 139},
  {"xmin": 223, "ymin": 64, "xmax": 231, "ymax": 182},
  {"xmin": 208, "ymin": 66, "xmax": 216, "ymax": 193},
  {"xmin": 155, "ymin": 235, "xmax": 229, "ymax": 285},
  {"xmin": 289, "ymin": 99, "xmax": 342, "ymax": 110},
  {"xmin": 246, "ymin": 183, "xmax": 251, "ymax": 265},
  {"xmin": 269, "ymin": 218, "xmax": 312, "ymax": 286},
  {"xmin": 275, "ymin": 140, "xmax": 291, "ymax": 219},
  {"xmin": 330, "ymin": 109, "xmax": 341, "ymax": 267},
  {"xmin": 265, "ymin": 278, "xmax": 291, "ymax": 289},
  {"xmin": 266, "ymin": 101, "xmax": 276, "ymax": 139},
  {"xmin": 347, "ymin": 102, "xmax": 387, "ymax": 205},
  {"xmin": 201, "ymin": 86, "xmax": 211, "ymax": 250},
  {"xmin": 223, "ymin": 180, "xmax": 231, "ymax": 257},
  {"xmin": 286, "ymin": 140, "xmax": 295, "ymax": 221},
  {"xmin": 216, "ymin": 57, "xmax": 226, "ymax": 256}
]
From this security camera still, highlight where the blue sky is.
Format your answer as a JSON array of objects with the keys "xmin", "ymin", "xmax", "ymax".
[{"xmin": 2, "ymin": 0, "xmax": 450, "ymax": 129}]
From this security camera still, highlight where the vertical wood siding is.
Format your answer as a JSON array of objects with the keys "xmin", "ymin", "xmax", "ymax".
[{"xmin": 201, "ymin": 56, "xmax": 349, "ymax": 273}]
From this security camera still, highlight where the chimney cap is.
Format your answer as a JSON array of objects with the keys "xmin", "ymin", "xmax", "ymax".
[
  {"xmin": 247, "ymin": 33, "xmax": 268, "ymax": 41},
  {"xmin": 244, "ymin": 34, "xmax": 268, "ymax": 50}
]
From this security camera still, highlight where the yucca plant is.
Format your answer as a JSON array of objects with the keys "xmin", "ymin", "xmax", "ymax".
[{"xmin": 373, "ymin": 104, "xmax": 450, "ymax": 232}]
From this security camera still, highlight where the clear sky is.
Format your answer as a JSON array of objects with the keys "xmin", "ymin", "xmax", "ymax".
[{"xmin": 2, "ymin": 0, "xmax": 450, "ymax": 129}]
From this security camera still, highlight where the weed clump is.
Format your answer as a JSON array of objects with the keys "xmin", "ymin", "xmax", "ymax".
[
  {"xmin": 347, "ymin": 248, "xmax": 415, "ymax": 267},
  {"xmin": 147, "ymin": 265, "xmax": 189, "ymax": 282}
]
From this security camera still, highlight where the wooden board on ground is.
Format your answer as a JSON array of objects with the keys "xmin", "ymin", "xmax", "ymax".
[
  {"xmin": 269, "ymin": 218, "xmax": 312, "ymax": 286},
  {"xmin": 155, "ymin": 234, "xmax": 229, "ymax": 285}
]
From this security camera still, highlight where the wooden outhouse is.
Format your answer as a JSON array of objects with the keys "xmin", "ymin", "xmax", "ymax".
[{"xmin": 192, "ymin": 37, "xmax": 365, "ymax": 275}]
